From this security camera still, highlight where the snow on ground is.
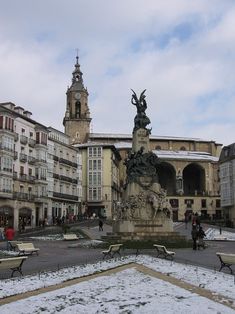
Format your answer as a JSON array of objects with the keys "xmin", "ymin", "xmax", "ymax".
[
  {"xmin": 205, "ymin": 228, "xmax": 235, "ymax": 241},
  {"xmin": 0, "ymin": 255, "xmax": 234, "ymax": 313}
]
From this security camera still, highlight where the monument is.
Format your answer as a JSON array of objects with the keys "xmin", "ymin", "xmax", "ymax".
[{"xmin": 113, "ymin": 90, "xmax": 174, "ymax": 240}]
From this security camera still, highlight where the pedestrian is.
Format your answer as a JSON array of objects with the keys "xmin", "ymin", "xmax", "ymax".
[
  {"xmin": 98, "ymin": 219, "xmax": 103, "ymax": 231},
  {"xmin": 198, "ymin": 226, "xmax": 206, "ymax": 249},
  {"xmin": 184, "ymin": 211, "xmax": 189, "ymax": 229},
  {"xmin": 5, "ymin": 225, "xmax": 15, "ymax": 250},
  {"xmin": 191, "ymin": 224, "xmax": 198, "ymax": 250}
]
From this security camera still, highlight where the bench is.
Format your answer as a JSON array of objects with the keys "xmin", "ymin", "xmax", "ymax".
[
  {"xmin": 8, "ymin": 241, "xmax": 23, "ymax": 251},
  {"xmin": 63, "ymin": 233, "xmax": 79, "ymax": 241},
  {"xmin": 153, "ymin": 244, "xmax": 175, "ymax": 260},
  {"xmin": 102, "ymin": 244, "xmax": 123, "ymax": 259},
  {"xmin": 0, "ymin": 256, "xmax": 28, "ymax": 277},
  {"xmin": 16, "ymin": 242, "xmax": 40, "ymax": 255},
  {"xmin": 216, "ymin": 252, "xmax": 235, "ymax": 274}
]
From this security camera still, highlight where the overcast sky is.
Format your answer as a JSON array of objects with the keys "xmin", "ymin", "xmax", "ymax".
[{"xmin": 1, "ymin": 0, "xmax": 235, "ymax": 146}]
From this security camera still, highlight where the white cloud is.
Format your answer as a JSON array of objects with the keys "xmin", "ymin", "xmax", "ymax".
[{"xmin": 0, "ymin": 0, "xmax": 235, "ymax": 145}]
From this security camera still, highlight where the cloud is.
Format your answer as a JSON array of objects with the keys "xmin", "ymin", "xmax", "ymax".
[{"xmin": 0, "ymin": 0, "xmax": 235, "ymax": 145}]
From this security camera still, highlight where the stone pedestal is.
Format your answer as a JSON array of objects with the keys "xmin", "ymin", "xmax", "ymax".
[
  {"xmin": 113, "ymin": 214, "xmax": 173, "ymax": 235},
  {"xmin": 132, "ymin": 128, "xmax": 150, "ymax": 153}
]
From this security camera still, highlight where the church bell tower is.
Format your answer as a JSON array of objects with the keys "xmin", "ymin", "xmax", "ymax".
[{"xmin": 63, "ymin": 56, "xmax": 91, "ymax": 144}]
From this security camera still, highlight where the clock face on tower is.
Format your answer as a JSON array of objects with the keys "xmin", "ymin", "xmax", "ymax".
[{"xmin": 74, "ymin": 92, "xmax": 81, "ymax": 100}]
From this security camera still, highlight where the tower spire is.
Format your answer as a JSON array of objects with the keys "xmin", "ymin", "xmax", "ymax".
[{"xmin": 72, "ymin": 51, "xmax": 83, "ymax": 86}]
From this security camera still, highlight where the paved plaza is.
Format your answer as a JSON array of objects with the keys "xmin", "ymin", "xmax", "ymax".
[{"xmin": 0, "ymin": 221, "xmax": 234, "ymax": 278}]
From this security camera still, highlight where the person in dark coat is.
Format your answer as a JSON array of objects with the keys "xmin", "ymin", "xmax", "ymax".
[
  {"xmin": 197, "ymin": 226, "xmax": 206, "ymax": 249},
  {"xmin": 98, "ymin": 219, "xmax": 103, "ymax": 231},
  {"xmin": 191, "ymin": 224, "xmax": 198, "ymax": 250}
]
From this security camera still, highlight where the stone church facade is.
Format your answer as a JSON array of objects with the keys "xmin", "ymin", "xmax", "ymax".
[{"xmin": 63, "ymin": 58, "xmax": 222, "ymax": 221}]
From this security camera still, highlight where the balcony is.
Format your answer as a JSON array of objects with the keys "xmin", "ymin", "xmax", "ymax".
[
  {"xmin": 13, "ymin": 171, "xmax": 17, "ymax": 179},
  {"xmin": 34, "ymin": 193, "xmax": 48, "ymax": 203},
  {"xmin": 28, "ymin": 194, "xmax": 35, "ymax": 202},
  {"xmin": 0, "ymin": 143, "xmax": 14, "ymax": 153},
  {"xmin": 28, "ymin": 138, "xmax": 36, "ymax": 147},
  {"xmin": 59, "ymin": 157, "xmax": 78, "ymax": 168},
  {"xmin": 0, "ymin": 167, "xmax": 12, "ymax": 174},
  {"xmin": 35, "ymin": 157, "xmax": 47, "ymax": 164},
  {"xmin": 19, "ymin": 174, "xmax": 27, "ymax": 182},
  {"xmin": 28, "ymin": 156, "xmax": 36, "ymax": 164},
  {"xmin": 60, "ymin": 175, "xmax": 74, "ymax": 183},
  {"xmin": 0, "ymin": 189, "xmax": 13, "ymax": 199},
  {"xmin": 53, "ymin": 192, "xmax": 78, "ymax": 201},
  {"xmin": 53, "ymin": 155, "xmax": 59, "ymax": 161},
  {"xmin": 53, "ymin": 173, "xmax": 60, "ymax": 179},
  {"xmin": 20, "ymin": 135, "xmax": 28, "ymax": 145},
  {"xmin": 13, "ymin": 192, "xmax": 28, "ymax": 200},
  {"xmin": 13, "ymin": 132, "xmax": 19, "ymax": 142},
  {"xmin": 28, "ymin": 175, "xmax": 35, "ymax": 183},
  {"xmin": 19, "ymin": 153, "xmax": 27, "ymax": 163},
  {"xmin": 35, "ymin": 175, "xmax": 47, "ymax": 181},
  {"xmin": 14, "ymin": 151, "xmax": 18, "ymax": 160}
]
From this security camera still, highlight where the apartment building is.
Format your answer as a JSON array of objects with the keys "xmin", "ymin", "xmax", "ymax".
[
  {"xmin": 75, "ymin": 143, "xmax": 121, "ymax": 218},
  {"xmin": 0, "ymin": 103, "xmax": 82, "ymax": 230},
  {"xmin": 47, "ymin": 127, "xmax": 82, "ymax": 224}
]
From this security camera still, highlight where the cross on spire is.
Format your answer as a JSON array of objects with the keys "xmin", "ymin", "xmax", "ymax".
[{"xmin": 76, "ymin": 48, "xmax": 79, "ymax": 64}]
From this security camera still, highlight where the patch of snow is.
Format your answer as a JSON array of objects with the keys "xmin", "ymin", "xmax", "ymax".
[
  {"xmin": 205, "ymin": 228, "xmax": 235, "ymax": 241},
  {"xmin": 1, "ymin": 266, "xmax": 234, "ymax": 314}
]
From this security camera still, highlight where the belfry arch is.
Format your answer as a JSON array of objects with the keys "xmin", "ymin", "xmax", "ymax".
[
  {"xmin": 156, "ymin": 162, "xmax": 176, "ymax": 195},
  {"xmin": 183, "ymin": 163, "xmax": 205, "ymax": 195}
]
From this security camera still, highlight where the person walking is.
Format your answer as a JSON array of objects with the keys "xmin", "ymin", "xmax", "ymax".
[
  {"xmin": 98, "ymin": 219, "xmax": 103, "ymax": 231},
  {"xmin": 184, "ymin": 211, "xmax": 189, "ymax": 229},
  {"xmin": 191, "ymin": 224, "xmax": 198, "ymax": 250},
  {"xmin": 5, "ymin": 225, "xmax": 15, "ymax": 250},
  {"xmin": 198, "ymin": 226, "xmax": 206, "ymax": 249}
]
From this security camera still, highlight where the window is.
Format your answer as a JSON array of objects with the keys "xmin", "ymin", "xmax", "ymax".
[
  {"xmin": 180, "ymin": 146, "xmax": 186, "ymax": 151},
  {"xmin": 216, "ymin": 199, "xmax": 221, "ymax": 208},
  {"xmin": 20, "ymin": 166, "xmax": 24, "ymax": 175},
  {"xmin": 201, "ymin": 199, "xmax": 207, "ymax": 208},
  {"xmin": 155, "ymin": 146, "xmax": 161, "ymax": 150},
  {"xmin": 185, "ymin": 199, "xmax": 193, "ymax": 207},
  {"xmin": 169, "ymin": 199, "xmax": 178, "ymax": 208}
]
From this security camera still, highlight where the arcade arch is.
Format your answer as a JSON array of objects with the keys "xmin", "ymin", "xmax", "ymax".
[
  {"xmin": 157, "ymin": 162, "xmax": 176, "ymax": 195},
  {"xmin": 19, "ymin": 207, "xmax": 32, "ymax": 230},
  {"xmin": 0, "ymin": 206, "xmax": 14, "ymax": 227},
  {"xmin": 183, "ymin": 163, "xmax": 205, "ymax": 196}
]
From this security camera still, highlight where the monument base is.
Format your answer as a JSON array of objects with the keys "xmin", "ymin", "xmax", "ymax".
[{"xmin": 111, "ymin": 211, "xmax": 175, "ymax": 241}]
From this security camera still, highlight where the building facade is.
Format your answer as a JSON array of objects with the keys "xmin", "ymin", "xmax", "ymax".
[
  {"xmin": 47, "ymin": 127, "xmax": 82, "ymax": 224},
  {"xmin": 75, "ymin": 143, "xmax": 121, "ymax": 219},
  {"xmin": 0, "ymin": 103, "xmax": 82, "ymax": 231},
  {"xmin": 219, "ymin": 143, "xmax": 235, "ymax": 226}
]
